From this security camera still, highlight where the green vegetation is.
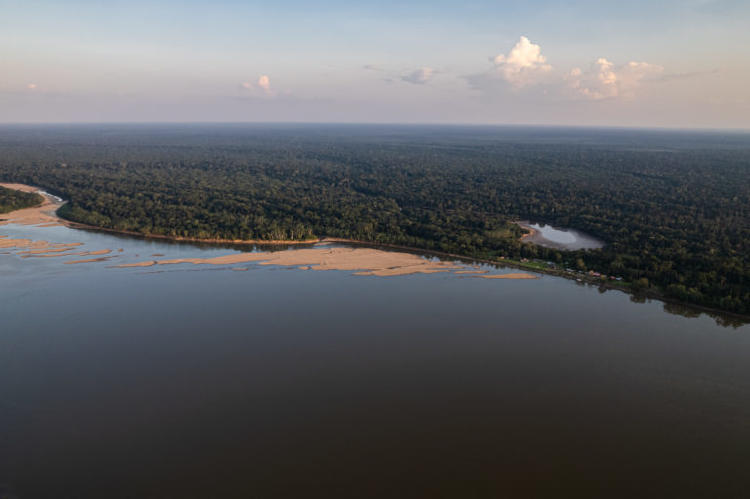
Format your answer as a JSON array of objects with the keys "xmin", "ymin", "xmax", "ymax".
[
  {"xmin": 0, "ymin": 125, "xmax": 748, "ymax": 314},
  {"xmin": 0, "ymin": 185, "xmax": 42, "ymax": 215}
]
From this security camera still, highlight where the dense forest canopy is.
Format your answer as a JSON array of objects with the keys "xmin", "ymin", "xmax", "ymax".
[
  {"xmin": 0, "ymin": 124, "xmax": 748, "ymax": 314},
  {"xmin": 0, "ymin": 185, "xmax": 41, "ymax": 214}
]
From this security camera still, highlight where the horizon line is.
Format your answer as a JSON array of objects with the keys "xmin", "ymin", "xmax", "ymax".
[{"xmin": 0, "ymin": 121, "xmax": 749, "ymax": 134}]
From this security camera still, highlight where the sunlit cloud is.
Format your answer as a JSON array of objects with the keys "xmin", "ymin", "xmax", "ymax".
[
  {"xmin": 566, "ymin": 59, "xmax": 663, "ymax": 99},
  {"xmin": 401, "ymin": 67, "xmax": 434, "ymax": 85},
  {"xmin": 257, "ymin": 75, "xmax": 271, "ymax": 92},
  {"xmin": 27, "ymin": 83, "xmax": 37, "ymax": 90},
  {"xmin": 491, "ymin": 36, "xmax": 552, "ymax": 87},
  {"xmin": 240, "ymin": 75, "xmax": 274, "ymax": 96},
  {"xmin": 471, "ymin": 36, "xmax": 664, "ymax": 101}
]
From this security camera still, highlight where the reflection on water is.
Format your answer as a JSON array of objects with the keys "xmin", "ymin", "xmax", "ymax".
[
  {"xmin": 520, "ymin": 222, "xmax": 604, "ymax": 250},
  {"xmin": 530, "ymin": 223, "xmax": 577, "ymax": 244},
  {"xmin": 1, "ymin": 222, "xmax": 749, "ymax": 498}
]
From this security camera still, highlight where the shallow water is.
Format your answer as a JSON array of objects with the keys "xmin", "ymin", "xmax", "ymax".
[
  {"xmin": 1, "ymin": 222, "xmax": 749, "ymax": 498},
  {"xmin": 522, "ymin": 222, "xmax": 605, "ymax": 250}
]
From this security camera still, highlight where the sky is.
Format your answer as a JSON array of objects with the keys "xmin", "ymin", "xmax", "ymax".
[{"xmin": 1, "ymin": 0, "xmax": 749, "ymax": 128}]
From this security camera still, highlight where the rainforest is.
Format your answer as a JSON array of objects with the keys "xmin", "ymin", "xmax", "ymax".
[{"xmin": 0, "ymin": 124, "xmax": 748, "ymax": 315}]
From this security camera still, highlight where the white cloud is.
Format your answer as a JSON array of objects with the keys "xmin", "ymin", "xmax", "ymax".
[
  {"xmin": 566, "ymin": 59, "xmax": 663, "ymax": 100},
  {"xmin": 472, "ymin": 36, "xmax": 665, "ymax": 103},
  {"xmin": 240, "ymin": 75, "xmax": 274, "ymax": 96},
  {"xmin": 257, "ymin": 74, "xmax": 271, "ymax": 92},
  {"xmin": 492, "ymin": 36, "xmax": 552, "ymax": 87},
  {"xmin": 401, "ymin": 67, "xmax": 434, "ymax": 85}
]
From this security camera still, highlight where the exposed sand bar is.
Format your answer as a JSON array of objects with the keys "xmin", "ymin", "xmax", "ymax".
[
  {"xmin": 64, "ymin": 256, "xmax": 115, "ymax": 264},
  {"xmin": 0, "ymin": 235, "xmax": 82, "ymax": 252},
  {"xmin": 0, "ymin": 183, "xmax": 64, "ymax": 226},
  {"xmin": 116, "ymin": 246, "xmax": 539, "ymax": 279},
  {"xmin": 2, "ymin": 184, "xmax": 538, "ymax": 279},
  {"xmin": 116, "ymin": 246, "xmax": 466, "ymax": 276},
  {"xmin": 0, "ymin": 184, "xmax": 112, "ymax": 260},
  {"xmin": 17, "ymin": 247, "xmax": 79, "ymax": 255},
  {"xmin": 2, "ymin": 239, "xmax": 111, "ymax": 261},
  {"xmin": 478, "ymin": 273, "xmax": 538, "ymax": 279},
  {"xmin": 26, "ymin": 248, "xmax": 113, "ymax": 259},
  {"xmin": 81, "ymin": 249, "xmax": 111, "ymax": 256},
  {"xmin": 518, "ymin": 222, "xmax": 537, "ymax": 242}
]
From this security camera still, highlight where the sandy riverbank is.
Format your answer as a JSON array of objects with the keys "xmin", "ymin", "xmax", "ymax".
[
  {"xmin": 478, "ymin": 273, "xmax": 538, "ymax": 279},
  {"xmin": 1, "ymin": 183, "xmax": 538, "ymax": 279},
  {"xmin": 517, "ymin": 222, "xmax": 537, "ymax": 242},
  {"xmin": 116, "ymin": 246, "xmax": 462, "ymax": 276},
  {"xmin": 115, "ymin": 246, "xmax": 538, "ymax": 279},
  {"xmin": 0, "ymin": 184, "xmax": 111, "ymax": 260},
  {"xmin": 63, "ymin": 221, "xmax": 321, "ymax": 246},
  {"xmin": 0, "ymin": 235, "xmax": 82, "ymax": 252},
  {"xmin": 1, "ymin": 182, "xmax": 319, "ymax": 246},
  {"xmin": 0, "ymin": 183, "xmax": 65, "ymax": 226}
]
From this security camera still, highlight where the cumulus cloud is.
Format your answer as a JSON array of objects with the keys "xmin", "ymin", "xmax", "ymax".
[
  {"xmin": 473, "ymin": 35, "xmax": 662, "ymax": 101},
  {"xmin": 491, "ymin": 36, "xmax": 552, "ymax": 87},
  {"xmin": 240, "ymin": 75, "xmax": 273, "ymax": 95},
  {"xmin": 401, "ymin": 67, "xmax": 434, "ymax": 85},
  {"xmin": 566, "ymin": 59, "xmax": 663, "ymax": 100},
  {"xmin": 257, "ymin": 75, "xmax": 271, "ymax": 92}
]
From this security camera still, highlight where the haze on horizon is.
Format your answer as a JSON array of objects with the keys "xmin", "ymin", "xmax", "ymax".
[{"xmin": 2, "ymin": 0, "xmax": 749, "ymax": 129}]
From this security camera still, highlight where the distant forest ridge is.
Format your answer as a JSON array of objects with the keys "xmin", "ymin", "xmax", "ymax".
[{"xmin": 0, "ymin": 125, "xmax": 748, "ymax": 314}]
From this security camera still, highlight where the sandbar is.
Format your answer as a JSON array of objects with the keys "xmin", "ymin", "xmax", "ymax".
[
  {"xmin": 0, "ymin": 185, "xmax": 118, "ymax": 260},
  {"xmin": 478, "ymin": 273, "xmax": 538, "ymax": 279},
  {"xmin": 2, "ymin": 184, "xmax": 540, "ymax": 282},
  {"xmin": 0, "ymin": 183, "xmax": 64, "ymax": 226},
  {"xmin": 0, "ymin": 237, "xmax": 82, "ymax": 253},
  {"xmin": 116, "ymin": 246, "xmax": 464, "ymax": 277},
  {"xmin": 116, "ymin": 246, "xmax": 541, "ymax": 280},
  {"xmin": 64, "ymin": 256, "xmax": 114, "ymax": 264}
]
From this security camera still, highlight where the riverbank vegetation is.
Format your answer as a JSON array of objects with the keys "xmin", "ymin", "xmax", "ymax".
[
  {"xmin": 0, "ymin": 125, "xmax": 748, "ymax": 314},
  {"xmin": 0, "ymin": 186, "xmax": 42, "ymax": 214}
]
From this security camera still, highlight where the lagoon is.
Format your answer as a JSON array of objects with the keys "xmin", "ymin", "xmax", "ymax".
[{"xmin": 520, "ymin": 221, "xmax": 605, "ymax": 250}]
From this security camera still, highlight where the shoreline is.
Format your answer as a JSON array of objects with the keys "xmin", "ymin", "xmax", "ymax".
[
  {"xmin": 1, "ymin": 183, "xmax": 537, "ymax": 279},
  {"xmin": 1, "ymin": 183, "xmax": 747, "ymax": 323},
  {"xmin": 517, "ymin": 222, "xmax": 537, "ymax": 241},
  {"xmin": 65, "ymin": 221, "xmax": 322, "ymax": 246},
  {"xmin": 0, "ymin": 182, "xmax": 65, "ymax": 226},
  {"xmin": 515, "ymin": 220, "xmax": 605, "ymax": 251},
  {"xmin": 1, "ymin": 182, "xmax": 320, "ymax": 246}
]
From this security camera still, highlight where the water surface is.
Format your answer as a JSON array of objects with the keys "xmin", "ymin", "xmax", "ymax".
[
  {"xmin": 1, "ymin": 222, "xmax": 748, "ymax": 499},
  {"xmin": 520, "ymin": 222, "xmax": 605, "ymax": 250}
]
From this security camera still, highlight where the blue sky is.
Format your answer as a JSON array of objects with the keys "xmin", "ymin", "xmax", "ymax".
[{"xmin": 2, "ymin": 0, "xmax": 749, "ymax": 127}]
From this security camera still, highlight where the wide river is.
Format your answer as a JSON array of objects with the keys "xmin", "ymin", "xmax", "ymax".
[{"xmin": 1, "ymin": 220, "xmax": 749, "ymax": 498}]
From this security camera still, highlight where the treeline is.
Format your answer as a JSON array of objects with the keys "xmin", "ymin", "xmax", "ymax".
[
  {"xmin": 0, "ymin": 186, "xmax": 41, "ymax": 214},
  {"xmin": 0, "ymin": 125, "xmax": 747, "ymax": 314}
]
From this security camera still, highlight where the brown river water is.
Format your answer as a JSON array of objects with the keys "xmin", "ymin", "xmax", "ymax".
[{"xmin": 1, "ymin": 220, "xmax": 748, "ymax": 499}]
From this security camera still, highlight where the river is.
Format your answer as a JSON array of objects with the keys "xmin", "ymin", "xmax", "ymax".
[{"xmin": 1, "ymin": 219, "xmax": 749, "ymax": 498}]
